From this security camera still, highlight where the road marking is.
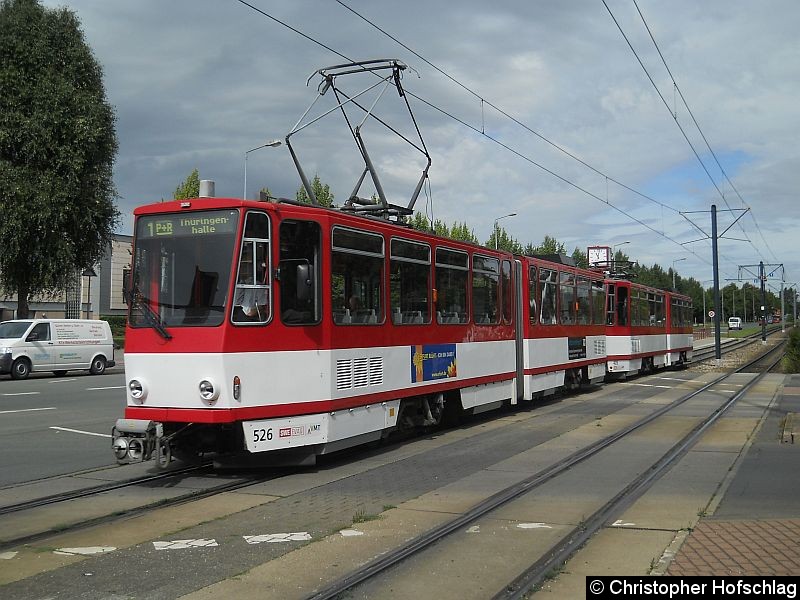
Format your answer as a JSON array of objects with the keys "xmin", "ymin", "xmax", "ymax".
[
  {"xmin": 50, "ymin": 426, "xmax": 111, "ymax": 439},
  {"xmin": 243, "ymin": 532, "xmax": 311, "ymax": 544},
  {"xmin": 622, "ymin": 383, "xmax": 673, "ymax": 389},
  {"xmin": 153, "ymin": 539, "xmax": 218, "ymax": 550},
  {"xmin": 49, "ymin": 379, "xmax": 77, "ymax": 383},
  {"xmin": 0, "ymin": 407, "xmax": 56, "ymax": 414},
  {"xmin": 54, "ymin": 546, "xmax": 116, "ymax": 556},
  {"xmin": 86, "ymin": 386, "xmax": 126, "ymax": 391},
  {"xmin": 612, "ymin": 520, "xmax": 636, "ymax": 527},
  {"xmin": 517, "ymin": 523, "xmax": 552, "ymax": 529},
  {"xmin": 1, "ymin": 391, "xmax": 41, "ymax": 396},
  {"xmin": 339, "ymin": 529, "xmax": 364, "ymax": 537}
]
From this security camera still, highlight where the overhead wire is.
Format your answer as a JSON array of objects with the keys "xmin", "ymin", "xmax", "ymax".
[
  {"xmin": 630, "ymin": 0, "xmax": 778, "ymax": 263},
  {"xmin": 631, "ymin": 0, "xmax": 777, "ymax": 263},
  {"xmin": 233, "ymin": 0, "xmax": 738, "ymax": 275},
  {"xmin": 604, "ymin": 0, "xmax": 775, "ymax": 266}
]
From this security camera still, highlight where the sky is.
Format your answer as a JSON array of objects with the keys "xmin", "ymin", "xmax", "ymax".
[{"xmin": 41, "ymin": 0, "xmax": 800, "ymax": 293}]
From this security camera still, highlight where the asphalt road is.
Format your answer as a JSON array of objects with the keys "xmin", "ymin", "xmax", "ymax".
[{"xmin": 0, "ymin": 365, "xmax": 127, "ymax": 487}]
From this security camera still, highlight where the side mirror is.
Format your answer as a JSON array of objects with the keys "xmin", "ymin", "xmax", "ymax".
[
  {"xmin": 296, "ymin": 263, "xmax": 312, "ymax": 301},
  {"xmin": 26, "ymin": 332, "xmax": 39, "ymax": 342}
]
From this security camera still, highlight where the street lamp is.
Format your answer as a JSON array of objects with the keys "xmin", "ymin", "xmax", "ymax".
[
  {"xmin": 672, "ymin": 257, "xmax": 686, "ymax": 290},
  {"xmin": 243, "ymin": 139, "xmax": 282, "ymax": 200},
  {"xmin": 612, "ymin": 240, "xmax": 630, "ymax": 252},
  {"xmin": 493, "ymin": 213, "xmax": 516, "ymax": 250}
]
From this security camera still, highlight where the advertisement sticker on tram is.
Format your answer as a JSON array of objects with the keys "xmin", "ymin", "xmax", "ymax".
[{"xmin": 411, "ymin": 344, "xmax": 457, "ymax": 383}]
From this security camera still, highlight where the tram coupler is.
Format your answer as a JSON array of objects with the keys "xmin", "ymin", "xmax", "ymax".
[{"xmin": 112, "ymin": 418, "xmax": 163, "ymax": 465}]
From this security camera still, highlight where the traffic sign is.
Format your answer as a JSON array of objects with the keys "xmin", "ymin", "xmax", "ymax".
[{"xmin": 708, "ymin": 310, "xmax": 715, "ymax": 318}]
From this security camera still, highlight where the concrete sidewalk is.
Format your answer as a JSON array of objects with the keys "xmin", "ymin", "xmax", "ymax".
[{"xmin": 665, "ymin": 373, "xmax": 800, "ymax": 576}]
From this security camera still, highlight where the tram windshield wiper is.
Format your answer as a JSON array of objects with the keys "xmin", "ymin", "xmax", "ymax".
[{"xmin": 126, "ymin": 286, "xmax": 172, "ymax": 340}]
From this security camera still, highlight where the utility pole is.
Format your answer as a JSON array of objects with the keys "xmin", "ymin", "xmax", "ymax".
[
  {"xmin": 760, "ymin": 261, "xmax": 766, "ymax": 344},
  {"xmin": 734, "ymin": 262, "xmax": 784, "ymax": 344},
  {"xmin": 680, "ymin": 204, "xmax": 749, "ymax": 365},
  {"xmin": 711, "ymin": 205, "xmax": 721, "ymax": 363}
]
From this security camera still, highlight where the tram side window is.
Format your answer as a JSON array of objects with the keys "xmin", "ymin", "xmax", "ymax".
[
  {"xmin": 654, "ymin": 294, "xmax": 665, "ymax": 326},
  {"xmin": 633, "ymin": 291, "xmax": 646, "ymax": 326},
  {"xmin": 472, "ymin": 255, "xmax": 499, "ymax": 324},
  {"xmin": 559, "ymin": 271, "xmax": 576, "ymax": 325},
  {"xmin": 390, "ymin": 239, "xmax": 431, "ymax": 325},
  {"xmin": 279, "ymin": 220, "xmax": 320, "ymax": 325},
  {"xmin": 528, "ymin": 265, "xmax": 538, "ymax": 325},
  {"xmin": 592, "ymin": 280, "xmax": 606, "ymax": 325},
  {"xmin": 233, "ymin": 212, "xmax": 271, "ymax": 325},
  {"xmin": 331, "ymin": 227, "xmax": 384, "ymax": 325},
  {"xmin": 576, "ymin": 277, "xmax": 591, "ymax": 325},
  {"xmin": 540, "ymin": 268, "xmax": 558, "ymax": 325},
  {"xmin": 435, "ymin": 248, "xmax": 469, "ymax": 324}
]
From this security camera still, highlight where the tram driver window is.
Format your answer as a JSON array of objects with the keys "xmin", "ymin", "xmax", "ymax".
[
  {"xmin": 331, "ymin": 227, "xmax": 384, "ymax": 325},
  {"xmin": 233, "ymin": 212, "xmax": 271, "ymax": 325}
]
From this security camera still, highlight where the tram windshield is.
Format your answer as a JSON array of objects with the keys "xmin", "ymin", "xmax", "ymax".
[{"xmin": 130, "ymin": 210, "xmax": 240, "ymax": 328}]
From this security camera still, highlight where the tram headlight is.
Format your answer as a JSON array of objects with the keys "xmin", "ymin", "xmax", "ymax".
[
  {"xmin": 199, "ymin": 379, "xmax": 219, "ymax": 402},
  {"xmin": 128, "ymin": 379, "xmax": 147, "ymax": 402},
  {"xmin": 112, "ymin": 437, "xmax": 129, "ymax": 460}
]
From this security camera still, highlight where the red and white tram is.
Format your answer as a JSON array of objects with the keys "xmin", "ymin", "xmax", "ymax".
[
  {"xmin": 112, "ymin": 197, "xmax": 619, "ymax": 466},
  {"xmin": 604, "ymin": 279, "xmax": 693, "ymax": 377}
]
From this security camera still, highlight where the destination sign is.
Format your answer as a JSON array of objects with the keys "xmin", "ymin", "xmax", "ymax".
[{"xmin": 137, "ymin": 210, "xmax": 239, "ymax": 238}]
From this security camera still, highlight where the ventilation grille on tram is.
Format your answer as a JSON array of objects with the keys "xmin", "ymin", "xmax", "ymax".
[
  {"xmin": 336, "ymin": 356, "xmax": 384, "ymax": 390},
  {"xmin": 594, "ymin": 338, "xmax": 606, "ymax": 356}
]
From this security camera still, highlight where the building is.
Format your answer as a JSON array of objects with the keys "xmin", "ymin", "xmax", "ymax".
[{"xmin": 0, "ymin": 234, "xmax": 132, "ymax": 321}]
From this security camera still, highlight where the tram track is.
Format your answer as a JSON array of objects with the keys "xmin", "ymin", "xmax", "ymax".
[
  {"xmin": 306, "ymin": 338, "xmax": 786, "ymax": 600},
  {"xmin": 0, "ymin": 463, "xmax": 212, "ymax": 517},
  {"xmin": 0, "ymin": 465, "xmax": 280, "ymax": 552}
]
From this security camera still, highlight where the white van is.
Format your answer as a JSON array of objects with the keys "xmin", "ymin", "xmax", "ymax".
[
  {"xmin": 728, "ymin": 316, "xmax": 743, "ymax": 330},
  {"xmin": 0, "ymin": 319, "xmax": 115, "ymax": 380}
]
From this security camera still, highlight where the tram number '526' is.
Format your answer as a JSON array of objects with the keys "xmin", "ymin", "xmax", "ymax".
[{"xmin": 253, "ymin": 428, "xmax": 273, "ymax": 443}]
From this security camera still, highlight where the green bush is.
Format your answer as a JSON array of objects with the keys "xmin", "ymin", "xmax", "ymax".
[
  {"xmin": 783, "ymin": 329, "xmax": 800, "ymax": 373},
  {"xmin": 101, "ymin": 315, "xmax": 126, "ymax": 349}
]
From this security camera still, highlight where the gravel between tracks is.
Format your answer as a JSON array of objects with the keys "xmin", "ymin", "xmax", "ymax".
[{"xmin": 690, "ymin": 336, "xmax": 784, "ymax": 373}]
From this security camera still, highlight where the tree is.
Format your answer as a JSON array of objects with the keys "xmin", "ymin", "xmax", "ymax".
[
  {"xmin": 571, "ymin": 247, "xmax": 588, "ymax": 269},
  {"xmin": 449, "ymin": 221, "xmax": 479, "ymax": 244},
  {"xmin": 0, "ymin": 0, "xmax": 119, "ymax": 318},
  {"xmin": 296, "ymin": 174, "xmax": 334, "ymax": 207},
  {"xmin": 174, "ymin": 168, "xmax": 200, "ymax": 200},
  {"xmin": 486, "ymin": 227, "xmax": 524, "ymax": 254}
]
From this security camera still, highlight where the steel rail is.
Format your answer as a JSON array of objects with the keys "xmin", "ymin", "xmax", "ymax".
[{"xmin": 0, "ymin": 463, "xmax": 211, "ymax": 517}]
